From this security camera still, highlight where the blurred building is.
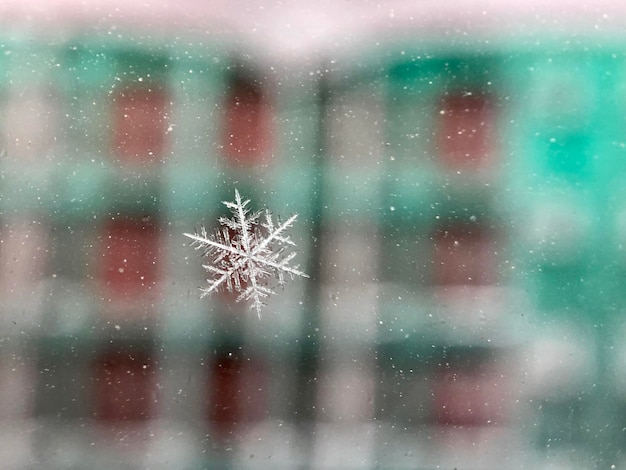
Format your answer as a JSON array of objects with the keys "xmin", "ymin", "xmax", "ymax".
[{"xmin": 1, "ymin": 1, "xmax": 626, "ymax": 469}]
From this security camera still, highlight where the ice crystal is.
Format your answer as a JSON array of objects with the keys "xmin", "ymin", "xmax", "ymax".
[{"xmin": 184, "ymin": 189, "xmax": 308, "ymax": 317}]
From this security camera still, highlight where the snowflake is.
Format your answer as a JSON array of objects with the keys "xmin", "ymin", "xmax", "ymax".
[{"xmin": 184, "ymin": 189, "xmax": 308, "ymax": 317}]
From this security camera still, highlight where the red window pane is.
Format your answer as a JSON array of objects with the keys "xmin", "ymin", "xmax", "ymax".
[
  {"xmin": 100, "ymin": 218, "xmax": 160, "ymax": 300},
  {"xmin": 208, "ymin": 351, "xmax": 267, "ymax": 438},
  {"xmin": 113, "ymin": 87, "xmax": 169, "ymax": 164},
  {"xmin": 93, "ymin": 349, "xmax": 156, "ymax": 421},
  {"xmin": 432, "ymin": 226, "xmax": 497, "ymax": 285},
  {"xmin": 222, "ymin": 77, "xmax": 272, "ymax": 166},
  {"xmin": 433, "ymin": 362, "xmax": 507, "ymax": 426},
  {"xmin": 437, "ymin": 93, "xmax": 495, "ymax": 169}
]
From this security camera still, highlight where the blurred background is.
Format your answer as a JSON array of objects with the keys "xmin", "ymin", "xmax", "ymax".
[{"xmin": 1, "ymin": 0, "xmax": 626, "ymax": 468}]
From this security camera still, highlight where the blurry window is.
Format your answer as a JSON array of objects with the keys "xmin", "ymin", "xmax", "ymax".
[
  {"xmin": 432, "ymin": 225, "xmax": 497, "ymax": 285},
  {"xmin": 208, "ymin": 349, "xmax": 267, "ymax": 437},
  {"xmin": 222, "ymin": 76, "xmax": 272, "ymax": 166},
  {"xmin": 112, "ymin": 87, "xmax": 169, "ymax": 164},
  {"xmin": 437, "ymin": 92, "xmax": 495, "ymax": 169},
  {"xmin": 93, "ymin": 348, "xmax": 156, "ymax": 421},
  {"xmin": 100, "ymin": 217, "xmax": 160, "ymax": 301},
  {"xmin": 2, "ymin": 86, "xmax": 59, "ymax": 161},
  {"xmin": 433, "ymin": 356, "xmax": 506, "ymax": 426}
]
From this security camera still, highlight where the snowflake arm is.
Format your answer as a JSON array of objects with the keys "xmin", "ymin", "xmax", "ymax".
[
  {"xmin": 249, "ymin": 248, "xmax": 307, "ymax": 282},
  {"xmin": 259, "ymin": 211, "xmax": 297, "ymax": 247},
  {"xmin": 183, "ymin": 230, "xmax": 242, "ymax": 258}
]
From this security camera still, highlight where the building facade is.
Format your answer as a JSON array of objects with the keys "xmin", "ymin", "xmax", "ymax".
[{"xmin": 1, "ymin": 6, "xmax": 626, "ymax": 469}]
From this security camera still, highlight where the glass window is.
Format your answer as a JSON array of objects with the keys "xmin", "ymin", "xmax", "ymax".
[
  {"xmin": 112, "ymin": 86, "xmax": 169, "ymax": 165},
  {"xmin": 432, "ymin": 225, "xmax": 498, "ymax": 286},
  {"xmin": 436, "ymin": 92, "xmax": 495, "ymax": 169},
  {"xmin": 0, "ymin": 218, "xmax": 48, "ymax": 305},
  {"xmin": 2, "ymin": 86, "xmax": 59, "ymax": 161},
  {"xmin": 93, "ymin": 346, "xmax": 156, "ymax": 421},
  {"xmin": 208, "ymin": 348, "xmax": 268, "ymax": 438},
  {"xmin": 222, "ymin": 75, "xmax": 273, "ymax": 166},
  {"xmin": 432, "ymin": 353, "xmax": 506, "ymax": 426},
  {"xmin": 99, "ymin": 217, "xmax": 160, "ymax": 308}
]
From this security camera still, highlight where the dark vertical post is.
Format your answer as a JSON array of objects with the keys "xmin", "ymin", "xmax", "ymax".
[{"xmin": 294, "ymin": 67, "xmax": 331, "ymax": 468}]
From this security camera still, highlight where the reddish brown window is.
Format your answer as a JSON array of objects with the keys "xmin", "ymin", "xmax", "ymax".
[
  {"xmin": 432, "ymin": 226, "xmax": 497, "ymax": 285},
  {"xmin": 437, "ymin": 92, "xmax": 495, "ymax": 169},
  {"xmin": 222, "ymin": 77, "xmax": 272, "ymax": 166},
  {"xmin": 112, "ymin": 87, "xmax": 169, "ymax": 164},
  {"xmin": 208, "ymin": 350, "xmax": 267, "ymax": 438},
  {"xmin": 100, "ymin": 217, "xmax": 160, "ymax": 301},
  {"xmin": 432, "ymin": 360, "xmax": 506, "ymax": 426},
  {"xmin": 93, "ymin": 349, "xmax": 156, "ymax": 421}
]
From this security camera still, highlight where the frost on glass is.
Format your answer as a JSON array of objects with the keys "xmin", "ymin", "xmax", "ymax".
[{"xmin": 184, "ymin": 189, "xmax": 308, "ymax": 317}]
